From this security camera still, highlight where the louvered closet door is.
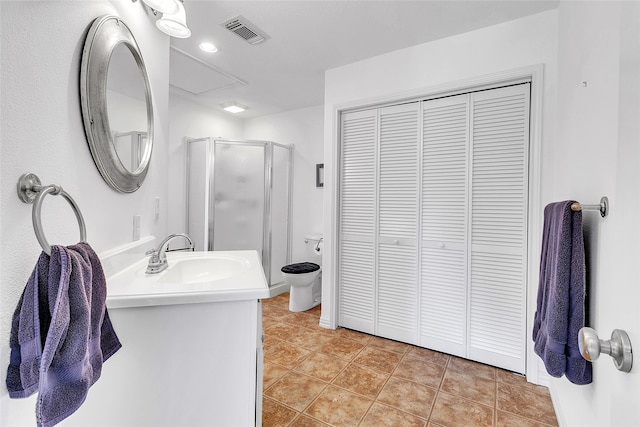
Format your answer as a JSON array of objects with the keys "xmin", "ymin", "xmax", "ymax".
[
  {"xmin": 419, "ymin": 95, "xmax": 469, "ymax": 357},
  {"xmin": 338, "ymin": 109, "xmax": 377, "ymax": 334},
  {"xmin": 468, "ymin": 84, "xmax": 530, "ymax": 373},
  {"xmin": 377, "ymin": 103, "xmax": 420, "ymax": 343}
]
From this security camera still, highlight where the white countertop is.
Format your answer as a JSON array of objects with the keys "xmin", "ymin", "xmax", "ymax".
[{"xmin": 105, "ymin": 249, "xmax": 269, "ymax": 309}]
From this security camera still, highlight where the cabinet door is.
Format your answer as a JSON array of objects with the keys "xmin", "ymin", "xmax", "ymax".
[
  {"xmin": 377, "ymin": 103, "xmax": 420, "ymax": 343},
  {"xmin": 468, "ymin": 84, "xmax": 530, "ymax": 373},
  {"xmin": 338, "ymin": 109, "xmax": 377, "ymax": 333},
  {"xmin": 419, "ymin": 95, "xmax": 469, "ymax": 356}
]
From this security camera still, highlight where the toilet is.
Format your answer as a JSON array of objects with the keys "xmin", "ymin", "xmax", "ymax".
[{"xmin": 281, "ymin": 234, "xmax": 322, "ymax": 312}]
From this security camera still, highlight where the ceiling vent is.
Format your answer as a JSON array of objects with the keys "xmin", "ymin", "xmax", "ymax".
[{"xmin": 222, "ymin": 15, "xmax": 269, "ymax": 45}]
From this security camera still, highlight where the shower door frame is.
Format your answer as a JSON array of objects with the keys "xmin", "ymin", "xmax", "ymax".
[{"xmin": 185, "ymin": 137, "xmax": 293, "ymax": 287}]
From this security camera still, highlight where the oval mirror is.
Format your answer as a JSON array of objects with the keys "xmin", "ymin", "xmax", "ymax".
[{"xmin": 80, "ymin": 15, "xmax": 153, "ymax": 193}]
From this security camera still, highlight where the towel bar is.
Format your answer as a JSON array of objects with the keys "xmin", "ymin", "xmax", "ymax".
[
  {"xmin": 571, "ymin": 196, "xmax": 608, "ymax": 218},
  {"xmin": 17, "ymin": 173, "xmax": 87, "ymax": 256}
]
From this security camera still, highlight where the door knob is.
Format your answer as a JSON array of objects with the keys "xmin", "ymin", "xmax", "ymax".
[{"xmin": 578, "ymin": 327, "xmax": 633, "ymax": 372}]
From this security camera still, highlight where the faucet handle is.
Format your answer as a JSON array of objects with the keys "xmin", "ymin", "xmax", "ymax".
[{"xmin": 145, "ymin": 248, "xmax": 157, "ymax": 257}]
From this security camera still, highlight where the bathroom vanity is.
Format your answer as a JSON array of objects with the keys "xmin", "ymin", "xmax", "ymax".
[{"xmin": 60, "ymin": 238, "xmax": 268, "ymax": 426}]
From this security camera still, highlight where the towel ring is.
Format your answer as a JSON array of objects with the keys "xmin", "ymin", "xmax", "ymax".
[{"xmin": 17, "ymin": 173, "xmax": 87, "ymax": 256}]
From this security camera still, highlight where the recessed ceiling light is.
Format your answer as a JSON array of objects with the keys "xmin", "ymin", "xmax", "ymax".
[
  {"xmin": 199, "ymin": 42, "xmax": 218, "ymax": 53},
  {"xmin": 222, "ymin": 102, "xmax": 247, "ymax": 114}
]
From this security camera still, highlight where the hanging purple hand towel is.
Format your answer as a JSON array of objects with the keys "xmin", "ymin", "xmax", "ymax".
[
  {"xmin": 532, "ymin": 201, "xmax": 591, "ymax": 384},
  {"xmin": 6, "ymin": 242, "xmax": 122, "ymax": 426}
]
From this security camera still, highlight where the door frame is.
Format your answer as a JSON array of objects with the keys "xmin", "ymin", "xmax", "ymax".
[{"xmin": 321, "ymin": 64, "xmax": 546, "ymax": 385}]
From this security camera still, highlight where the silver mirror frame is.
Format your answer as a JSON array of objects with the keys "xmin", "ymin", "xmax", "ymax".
[{"xmin": 80, "ymin": 15, "xmax": 154, "ymax": 193}]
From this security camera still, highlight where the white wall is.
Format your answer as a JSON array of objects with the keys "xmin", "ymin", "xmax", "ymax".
[
  {"xmin": 166, "ymin": 93, "xmax": 244, "ymax": 234},
  {"xmin": 0, "ymin": 1, "xmax": 170, "ymax": 424},
  {"xmin": 549, "ymin": 2, "xmax": 640, "ymax": 426},
  {"xmin": 244, "ymin": 105, "xmax": 325, "ymax": 263}
]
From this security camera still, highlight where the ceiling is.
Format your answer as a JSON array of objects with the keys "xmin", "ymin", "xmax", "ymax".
[{"xmin": 170, "ymin": 1, "xmax": 558, "ymax": 119}]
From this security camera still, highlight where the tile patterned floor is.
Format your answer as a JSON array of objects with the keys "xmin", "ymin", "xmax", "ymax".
[{"xmin": 262, "ymin": 293, "xmax": 558, "ymax": 427}]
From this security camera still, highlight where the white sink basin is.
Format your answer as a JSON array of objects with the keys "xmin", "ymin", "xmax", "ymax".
[
  {"xmin": 156, "ymin": 253, "xmax": 250, "ymax": 284},
  {"xmin": 105, "ymin": 250, "xmax": 269, "ymax": 308}
]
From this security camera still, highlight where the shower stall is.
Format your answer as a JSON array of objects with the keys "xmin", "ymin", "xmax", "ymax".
[{"xmin": 186, "ymin": 138, "xmax": 293, "ymax": 291}]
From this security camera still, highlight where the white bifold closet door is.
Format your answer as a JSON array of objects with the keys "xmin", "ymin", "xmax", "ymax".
[
  {"xmin": 339, "ymin": 109, "xmax": 377, "ymax": 334},
  {"xmin": 467, "ymin": 85, "xmax": 529, "ymax": 372},
  {"xmin": 338, "ymin": 103, "xmax": 420, "ymax": 339},
  {"xmin": 420, "ymin": 94, "xmax": 469, "ymax": 357},
  {"xmin": 377, "ymin": 103, "xmax": 420, "ymax": 343},
  {"xmin": 420, "ymin": 84, "xmax": 530, "ymax": 373},
  {"xmin": 338, "ymin": 83, "xmax": 530, "ymax": 373}
]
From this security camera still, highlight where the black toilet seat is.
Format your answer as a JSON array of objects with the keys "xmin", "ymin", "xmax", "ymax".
[{"xmin": 281, "ymin": 262, "xmax": 320, "ymax": 274}]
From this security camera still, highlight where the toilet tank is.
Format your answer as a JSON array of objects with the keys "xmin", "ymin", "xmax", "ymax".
[{"xmin": 305, "ymin": 234, "xmax": 323, "ymax": 265}]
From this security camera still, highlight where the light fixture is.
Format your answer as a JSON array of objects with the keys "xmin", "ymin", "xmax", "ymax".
[
  {"xmin": 199, "ymin": 42, "xmax": 218, "ymax": 53},
  {"xmin": 156, "ymin": 0, "xmax": 191, "ymax": 38},
  {"xmin": 140, "ymin": 0, "xmax": 179, "ymax": 15},
  {"xmin": 222, "ymin": 102, "xmax": 247, "ymax": 114}
]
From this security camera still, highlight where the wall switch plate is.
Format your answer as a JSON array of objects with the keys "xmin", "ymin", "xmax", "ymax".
[
  {"xmin": 133, "ymin": 215, "xmax": 141, "ymax": 241},
  {"xmin": 154, "ymin": 197, "xmax": 160, "ymax": 220}
]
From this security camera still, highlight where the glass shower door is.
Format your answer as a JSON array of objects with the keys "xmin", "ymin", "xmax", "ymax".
[
  {"xmin": 212, "ymin": 141, "xmax": 266, "ymax": 258},
  {"xmin": 270, "ymin": 143, "xmax": 292, "ymax": 286}
]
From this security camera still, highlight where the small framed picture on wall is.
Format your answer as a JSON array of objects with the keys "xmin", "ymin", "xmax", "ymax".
[{"xmin": 316, "ymin": 163, "xmax": 324, "ymax": 188}]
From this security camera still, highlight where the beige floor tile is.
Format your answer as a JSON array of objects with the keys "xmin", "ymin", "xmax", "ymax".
[
  {"xmin": 262, "ymin": 315, "xmax": 281, "ymax": 329},
  {"xmin": 261, "ymin": 294, "xmax": 558, "ymax": 427},
  {"xmin": 429, "ymin": 392, "xmax": 494, "ymax": 427},
  {"xmin": 319, "ymin": 337, "xmax": 366, "ymax": 360},
  {"xmin": 289, "ymin": 414, "xmax": 331, "ymax": 427},
  {"xmin": 285, "ymin": 311, "xmax": 322, "ymax": 329},
  {"xmin": 263, "ymin": 333, "xmax": 281, "ymax": 351},
  {"xmin": 263, "ymin": 362, "xmax": 291, "ymax": 389},
  {"xmin": 447, "ymin": 356, "xmax": 496, "ymax": 381},
  {"xmin": 265, "ymin": 341, "xmax": 311, "ymax": 368},
  {"xmin": 496, "ymin": 369, "xmax": 546, "ymax": 393},
  {"xmin": 497, "ymin": 383, "xmax": 558, "ymax": 426},
  {"xmin": 305, "ymin": 385, "xmax": 373, "ymax": 427},
  {"xmin": 265, "ymin": 371, "xmax": 328, "ymax": 411},
  {"xmin": 404, "ymin": 346, "xmax": 450, "ymax": 366},
  {"xmin": 294, "ymin": 352, "xmax": 349, "ymax": 382},
  {"xmin": 393, "ymin": 358, "xmax": 445, "ymax": 389},
  {"xmin": 262, "ymin": 397, "xmax": 298, "ymax": 427},
  {"xmin": 306, "ymin": 304, "xmax": 322, "ymax": 316},
  {"xmin": 368, "ymin": 336, "xmax": 410, "ymax": 354},
  {"xmin": 334, "ymin": 327, "xmax": 374, "ymax": 344},
  {"xmin": 332, "ymin": 363, "xmax": 389, "ymax": 398},
  {"xmin": 265, "ymin": 322, "xmax": 306, "ymax": 341},
  {"xmin": 288, "ymin": 328, "xmax": 332, "ymax": 351},
  {"xmin": 497, "ymin": 410, "xmax": 558, "ymax": 427},
  {"xmin": 440, "ymin": 369, "xmax": 496, "ymax": 407},
  {"xmin": 376, "ymin": 376, "xmax": 437, "ymax": 419},
  {"xmin": 360, "ymin": 402, "xmax": 427, "ymax": 427},
  {"xmin": 353, "ymin": 346, "xmax": 403, "ymax": 373}
]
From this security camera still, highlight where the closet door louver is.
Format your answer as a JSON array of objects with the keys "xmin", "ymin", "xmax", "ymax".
[
  {"xmin": 420, "ymin": 95, "xmax": 469, "ymax": 356},
  {"xmin": 468, "ymin": 84, "xmax": 530, "ymax": 373},
  {"xmin": 338, "ymin": 109, "xmax": 377, "ymax": 333},
  {"xmin": 377, "ymin": 103, "xmax": 419, "ymax": 342}
]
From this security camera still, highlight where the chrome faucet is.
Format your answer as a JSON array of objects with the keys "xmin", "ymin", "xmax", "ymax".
[{"xmin": 146, "ymin": 233, "xmax": 195, "ymax": 274}]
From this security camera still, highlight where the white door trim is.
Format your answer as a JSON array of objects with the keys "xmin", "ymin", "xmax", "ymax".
[{"xmin": 321, "ymin": 63, "xmax": 544, "ymax": 383}]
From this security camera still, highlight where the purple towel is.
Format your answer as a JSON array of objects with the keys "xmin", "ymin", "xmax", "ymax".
[
  {"xmin": 6, "ymin": 242, "xmax": 122, "ymax": 426},
  {"xmin": 532, "ymin": 201, "xmax": 591, "ymax": 385}
]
